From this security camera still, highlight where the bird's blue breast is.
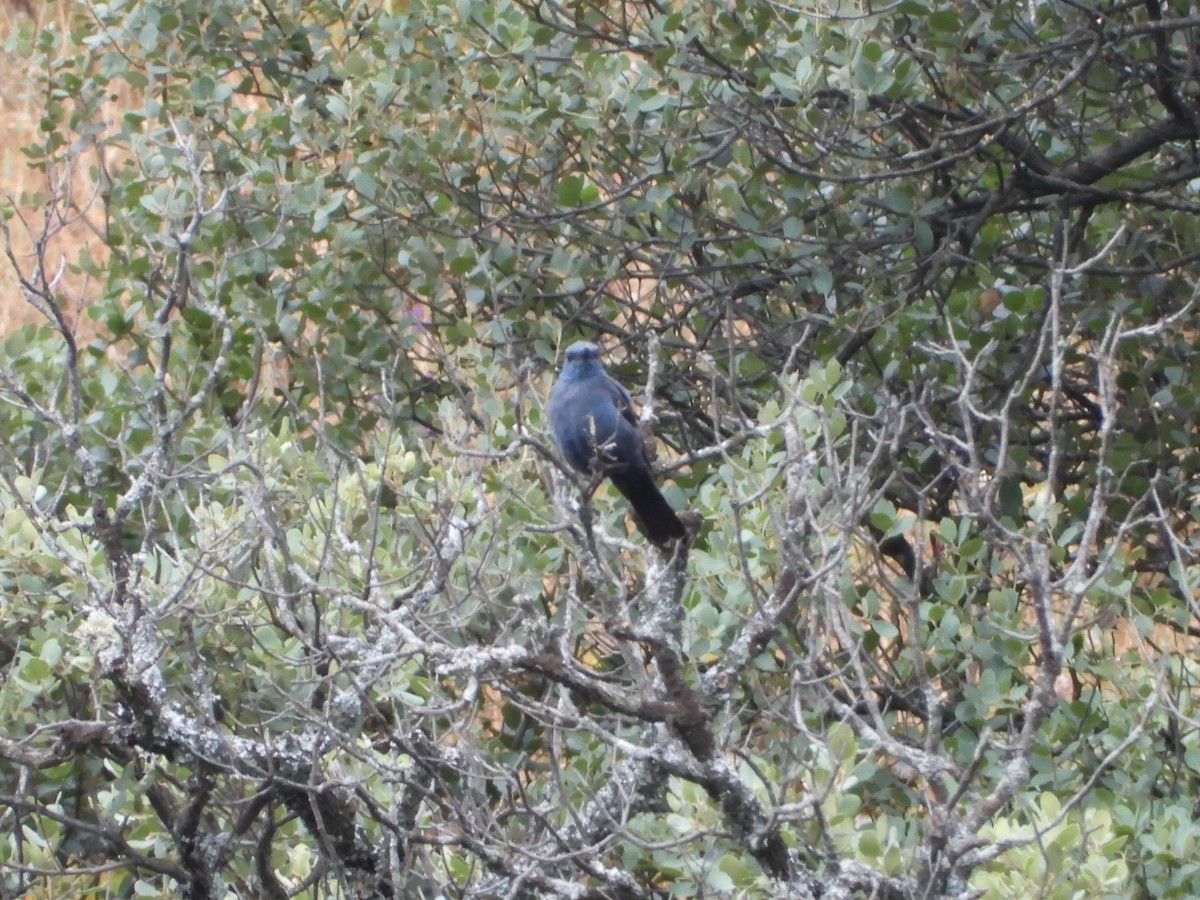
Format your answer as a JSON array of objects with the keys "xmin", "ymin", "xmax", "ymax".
[{"xmin": 548, "ymin": 378, "xmax": 639, "ymax": 474}]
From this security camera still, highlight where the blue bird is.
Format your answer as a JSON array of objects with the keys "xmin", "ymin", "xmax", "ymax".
[{"xmin": 547, "ymin": 341, "xmax": 686, "ymax": 545}]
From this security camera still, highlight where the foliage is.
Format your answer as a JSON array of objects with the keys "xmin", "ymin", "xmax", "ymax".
[{"xmin": 2, "ymin": 0, "xmax": 1200, "ymax": 897}]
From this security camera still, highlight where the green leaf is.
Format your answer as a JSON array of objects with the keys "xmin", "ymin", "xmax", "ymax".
[
  {"xmin": 929, "ymin": 9, "xmax": 959, "ymax": 32},
  {"xmin": 556, "ymin": 174, "xmax": 585, "ymax": 206},
  {"xmin": 873, "ymin": 619, "xmax": 899, "ymax": 639}
]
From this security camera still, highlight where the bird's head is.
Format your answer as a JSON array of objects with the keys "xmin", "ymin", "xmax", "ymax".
[{"xmin": 560, "ymin": 341, "xmax": 605, "ymax": 378}]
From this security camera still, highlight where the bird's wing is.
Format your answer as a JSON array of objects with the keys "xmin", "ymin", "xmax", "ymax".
[
  {"xmin": 595, "ymin": 374, "xmax": 658, "ymax": 471},
  {"xmin": 601, "ymin": 374, "xmax": 639, "ymax": 428}
]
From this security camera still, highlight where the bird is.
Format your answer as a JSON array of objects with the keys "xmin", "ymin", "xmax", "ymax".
[{"xmin": 546, "ymin": 341, "xmax": 686, "ymax": 545}]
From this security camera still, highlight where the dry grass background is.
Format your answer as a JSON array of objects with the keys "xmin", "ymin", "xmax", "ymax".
[
  {"xmin": 1, "ymin": 0, "xmax": 53, "ymax": 333},
  {"xmin": 0, "ymin": 0, "xmax": 106, "ymax": 336}
]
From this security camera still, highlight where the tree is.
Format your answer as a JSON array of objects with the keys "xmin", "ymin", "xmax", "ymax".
[{"xmin": 2, "ymin": 0, "xmax": 1199, "ymax": 896}]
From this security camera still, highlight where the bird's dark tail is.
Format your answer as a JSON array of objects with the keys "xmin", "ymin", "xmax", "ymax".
[{"xmin": 609, "ymin": 468, "xmax": 686, "ymax": 545}]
